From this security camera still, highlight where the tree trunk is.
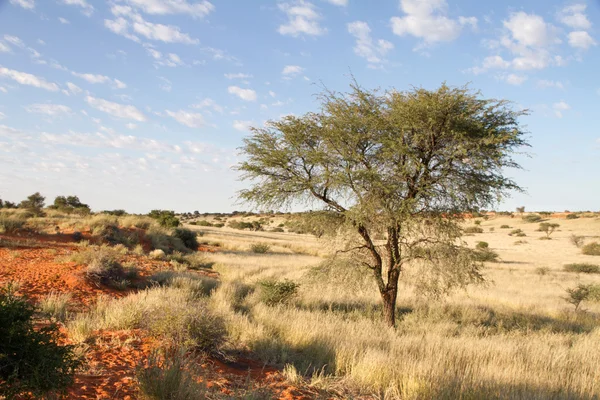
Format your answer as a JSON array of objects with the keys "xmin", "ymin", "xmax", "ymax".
[{"xmin": 381, "ymin": 268, "xmax": 400, "ymax": 328}]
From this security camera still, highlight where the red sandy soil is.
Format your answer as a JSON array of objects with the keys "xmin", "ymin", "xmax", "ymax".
[{"xmin": 0, "ymin": 232, "xmax": 328, "ymax": 399}]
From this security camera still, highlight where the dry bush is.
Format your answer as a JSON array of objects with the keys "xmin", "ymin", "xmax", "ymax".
[
  {"xmin": 563, "ymin": 263, "xmax": 600, "ymax": 274},
  {"xmin": 582, "ymin": 242, "xmax": 600, "ymax": 256},
  {"xmin": 38, "ymin": 291, "xmax": 72, "ymax": 322},
  {"xmin": 570, "ymin": 234, "xmax": 585, "ymax": 248},
  {"xmin": 250, "ymin": 243, "xmax": 271, "ymax": 254},
  {"xmin": 0, "ymin": 215, "xmax": 26, "ymax": 233}
]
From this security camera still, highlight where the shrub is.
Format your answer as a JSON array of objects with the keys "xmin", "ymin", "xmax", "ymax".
[
  {"xmin": 72, "ymin": 231, "xmax": 83, "ymax": 242},
  {"xmin": 250, "ymin": 243, "xmax": 271, "ymax": 254},
  {"xmin": 71, "ymin": 246, "xmax": 126, "ymax": 287},
  {"xmin": 472, "ymin": 248, "xmax": 499, "ymax": 262},
  {"xmin": 172, "ymin": 228, "xmax": 199, "ymax": 251},
  {"xmin": 566, "ymin": 213, "xmax": 579, "ymax": 220},
  {"xmin": 565, "ymin": 284, "xmax": 592, "ymax": 311},
  {"xmin": 489, "ymin": 227, "xmax": 494, "ymax": 232},
  {"xmin": 522, "ymin": 214, "xmax": 542, "ymax": 223},
  {"xmin": 0, "ymin": 215, "xmax": 25, "ymax": 233},
  {"xmin": 582, "ymin": 242, "xmax": 600, "ymax": 256},
  {"xmin": 538, "ymin": 222, "xmax": 559, "ymax": 238},
  {"xmin": 195, "ymin": 220, "xmax": 213, "ymax": 227},
  {"xmin": 146, "ymin": 227, "xmax": 188, "ymax": 254},
  {"xmin": 570, "ymin": 234, "xmax": 585, "ymax": 248},
  {"xmin": 150, "ymin": 249, "xmax": 166, "ymax": 260},
  {"xmin": 509, "ymin": 229, "xmax": 526, "ymax": 237},
  {"xmin": 563, "ymin": 263, "xmax": 600, "ymax": 274},
  {"xmin": 514, "ymin": 240, "xmax": 528, "ymax": 245},
  {"xmin": 136, "ymin": 350, "xmax": 204, "ymax": 400},
  {"xmin": 474, "ymin": 220, "xmax": 482, "ymax": 226},
  {"xmin": 464, "ymin": 226, "xmax": 483, "ymax": 234},
  {"xmin": 39, "ymin": 291, "xmax": 72, "ymax": 322},
  {"xmin": 19, "ymin": 192, "xmax": 45, "ymax": 216},
  {"xmin": 500, "ymin": 225, "xmax": 511, "ymax": 229},
  {"xmin": 475, "ymin": 241, "xmax": 489, "ymax": 249},
  {"xmin": 0, "ymin": 284, "xmax": 81, "ymax": 398},
  {"xmin": 535, "ymin": 267, "xmax": 550, "ymax": 276},
  {"xmin": 258, "ymin": 279, "xmax": 299, "ymax": 306},
  {"xmin": 148, "ymin": 210, "xmax": 180, "ymax": 228}
]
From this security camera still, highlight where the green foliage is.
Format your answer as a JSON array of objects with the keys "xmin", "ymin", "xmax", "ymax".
[
  {"xmin": 563, "ymin": 263, "xmax": 600, "ymax": 274},
  {"xmin": 258, "ymin": 279, "xmax": 300, "ymax": 306},
  {"xmin": 537, "ymin": 222, "xmax": 559, "ymax": 238},
  {"xmin": 473, "ymin": 220, "xmax": 482, "ymax": 226},
  {"xmin": 49, "ymin": 195, "xmax": 90, "ymax": 214},
  {"xmin": 509, "ymin": 229, "xmax": 526, "ymax": 237},
  {"xmin": 0, "ymin": 284, "xmax": 81, "ymax": 398},
  {"xmin": 0, "ymin": 215, "xmax": 26, "ymax": 233},
  {"xmin": 472, "ymin": 248, "xmax": 499, "ymax": 262},
  {"xmin": 582, "ymin": 242, "xmax": 600, "ymax": 256},
  {"xmin": 566, "ymin": 213, "xmax": 579, "ymax": 219},
  {"xmin": 19, "ymin": 192, "xmax": 45, "ymax": 215},
  {"xmin": 564, "ymin": 284, "xmax": 593, "ymax": 311},
  {"xmin": 195, "ymin": 220, "xmax": 213, "ymax": 226},
  {"xmin": 464, "ymin": 226, "xmax": 484, "ymax": 234},
  {"xmin": 172, "ymin": 228, "xmax": 199, "ymax": 251},
  {"xmin": 570, "ymin": 234, "xmax": 585, "ymax": 248},
  {"xmin": 149, "ymin": 210, "xmax": 180, "ymax": 228},
  {"xmin": 250, "ymin": 243, "xmax": 271, "ymax": 253},
  {"xmin": 475, "ymin": 241, "xmax": 489, "ymax": 249},
  {"xmin": 228, "ymin": 220, "xmax": 263, "ymax": 231},
  {"xmin": 522, "ymin": 214, "xmax": 542, "ymax": 223},
  {"xmin": 71, "ymin": 246, "xmax": 129, "ymax": 288},
  {"xmin": 103, "ymin": 209, "xmax": 127, "ymax": 216}
]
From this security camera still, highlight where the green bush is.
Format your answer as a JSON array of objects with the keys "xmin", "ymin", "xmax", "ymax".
[
  {"xmin": 509, "ymin": 229, "xmax": 526, "ymax": 237},
  {"xmin": 250, "ymin": 243, "xmax": 271, "ymax": 254},
  {"xmin": 464, "ymin": 226, "xmax": 483, "ymax": 234},
  {"xmin": 563, "ymin": 263, "xmax": 600, "ymax": 274},
  {"xmin": 258, "ymin": 279, "xmax": 299, "ymax": 306},
  {"xmin": 172, "ymin": 228, "xmax": 199, "ymax": 251},
  {"xmin": 195, "ymin": 220, "xmax": 213, "ymax": 227},
  {"xmin": 148, "ymin": 210, "xmax": 180, "ymax": 228},
  {"xmin": 476, "ymin": 241, "xmax": 489, "ymax": 249},
  {"xmin": 565, "ymin": 284, "xmax": 593, "ymax": 311},
  {"xmin": 522, "ymin": 214, "xmax": 542, "ymax": 223},
  {"xmin": 582, "ymin": 242, "xmax": 600, "ymax": 256},
  {"xmin": 472, "ymin": 248, "xmax": 499, "ymax": 262},
  {"xmin": 0, "ymin": 284, "xmax": 81, "ymax": 398}
]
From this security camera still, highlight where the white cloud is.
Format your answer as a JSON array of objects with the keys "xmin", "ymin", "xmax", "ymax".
[
  {"xmin": 269, "ymin": 90, "xmax": 276, "ymax": 98},
  {"xmin": 278, "ymin": 1, "xmax": 327, "ymax": 37},
  {"xmin": 325, "ymin": 0, "xmax": 347, "ymax": 5},
  {"xmin": 0, "ymin": 42, "xmax": 10, "ymax": 53},
  {"xmin": 191, "ymin": 98, "xmax": 224, "ymax": 113},
  {"xmin": 9, "ymin": 0, "xmax": 34, "ymax": 9},
  {"xmin": 558, "ymin": 4, "xmax": 591, "ymax": 30},
  {"xmin": 165, "ymin": 110, "xmax": 205, "ymax": 128},
  {"xmin": 458, "ymin": 16, "xmax": 478, "ymax": 30},
  {"xmin": 25, "ymin": 103, "xmax": 72, "ymax": 116},
  {"xmin": 126, "ymin": 123, "xmax": 137, "ymax": 129},
  {"xmin": 282, "ymin": 65, "xmax": 304, "ymax": 78},
  {"xmin": 233, "ymin": 120, "xmax": 253, "ymax": 132},
  {"xmin": 224, "ymin": 73, "xmax": 252, "ymax": 80},
  {"xmin": 119, "ymin": 0, "xmax": 214, "ymax": 18},
  {"xmin": 568, "ymin": 31, "xmax": 596, "ymax": 50},
  {"xmin": 503, "ymin": 12, "xmax": 558, "ymax": 48},
  {"xmin": 553, "ymin": 101, "xmax": 570, "ymax": 118},
  {"xmin": 0, "ymin": 86, "xmax": 7, "ymax": 93},
  {"xmin": 104, "ymin": 18, "xmax": 140, "ymax": 42},
  {"xmin": 59, "ymin": 0, "xmax": 94, "ymax": 16},
  {"xmin": 390, "ymin": 0, "xmax": 473, "ymax": 45},
  {"xmin": 228, "ymin": 86, "xmax": 257, "ymax": 101},
  {"xmin": 348, "ymin": 21, "xmax": 394, "ymax": 68},
  {"xmin": 71, "ymin": 72, "xmax": 127, "ymax": 89},
  {"xmin": 0, "ymin": 66, "xmax": 59, "ymax": 91},
  {"xmin": 537, "ymin": 80, "xmax": 564, "ymax": 89},
  {"xmin": 0, "ymin": 112, "xmax": 4, "ymax": 120},
  {"xmin": 58, "ymin": 17, "xmax": 70, "ymax": 24},
  {"xmin": 504, "ymin": 74, "xmax": 527, "ymax": 85},
  {"xmin": 85, "ymin": 95, "xmax": 146, "ymax": 121}
]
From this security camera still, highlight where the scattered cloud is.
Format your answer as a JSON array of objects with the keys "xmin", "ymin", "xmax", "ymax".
[
  {"xmin": 0, "ymin": 66, "xmax": 59, "ymax": 91},
  {"xmin": 233, "ymin": 120, "xmax": 253, "ymax": 131},
  {"xmin": 9, "ymin": 0, "xmax": 34, "ymax": 9},
  {"xmin": 191, "ymin": 98, "xmax": 224, "ymax": 114},
  {"xmin": 0, "ymin": 42, "xmax": 10, "ymax": 53},
  {"xmin": 71, "ymin": 72, "xmax": 127, "ymax": 88},
  {"xmin": 58, "ymin": 17, "xmax": 70, "ymax": 24},
  {"xmin": 269, "ymin": 90, "xmax": 276, "ymax": 98},
  {"xmin": 224, "ymin": 73, "xmax": 252, "ymax": 80},
  {"xmin": 126, "ymin": 123, "xmax": 137, "ymax": 129},
  {"xmin": 568, "ymin": 31, "xmax": 596, "ymax": 50},
  {"xmin": 165, "ymin": 110, "xmax": 206, "ymax": 128},
  {"xmin": 118, "ymin": 0, "xmax": 214, "ymax": 18},
  {"xmin": 390, "ymin": 0, "xmax": 474, "ymax": 45},
  {"xmin": 144, "ymin": 46, "xmax": 185, "ymax": 67},
  {"xmin": 324, "ymin": 0, "xmax": 347, "ymax": 5},
  {"xmin": 503, "ymin": 73, "xmax": 527, "ymax": 85},
  {"xmin": 558, "ymin": 4, "xmax": 591, "ymax": 30},
  {"xmin": 348, "ymin": 21, "xmax": 394, "ymax": 68},
  {"xmin": 537, "ymin": 80, "xmax": 564, "ymax": 89},
  {"xmin": 278, "ymin": 1, "xmax": 327, "ymax": 37},
  {"xmin": 228, "ymin": 86, "xmax": 257, "ymax": 101},
  {"xmin": 59, "ymin": 0, "xmax": 94, "ymax": 16},
  {"xmin": 553, "ymin": 101, "xmax": 570, "ymax": 118},
  {"xmin": 85, "ymin": 95, "xmax": 146, "ymax": 121},
  {"xmin": 282, "ymin": 65, "xmax": 304, "ymax": 78},
  {"xmin": 24, "ymin": 103, "xmax": 72, "ymax": 116}
]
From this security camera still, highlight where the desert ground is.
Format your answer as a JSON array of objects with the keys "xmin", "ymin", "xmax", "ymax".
[{"xmin": 1, "ymin": 209, "xmax": 600, "ymax": 399}]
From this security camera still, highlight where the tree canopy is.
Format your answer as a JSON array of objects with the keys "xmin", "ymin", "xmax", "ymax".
[{"xmin": 237, "ymin": 82, "xmax": 529, "ymax": 326}]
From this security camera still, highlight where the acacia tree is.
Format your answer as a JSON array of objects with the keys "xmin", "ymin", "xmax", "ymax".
[{"xmin": 237, "ymin": 83, "xmax": 528, "ymax": 327}]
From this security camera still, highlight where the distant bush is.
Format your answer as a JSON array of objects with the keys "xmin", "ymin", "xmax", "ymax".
[
  {"xmin": 464, "ymin": 226, "xmax": 484, "ymax": 234},
  {"xmin": 538, "ymin": 222, "xmax": 559, "ymax": 239},
  {"xmin": 172, "ymin": 228, "xmax": 199, "ymax": 251},
  {"xmin": 148, "ymin": 210, "xmax": 180, "ymax": 228},
  {"xmin": 565, "ymin": 284, "xmax": 595, "ymax": 311},
  {"xmin": 258, "ymin": 279, "xmax": 299, "ymax": 306},
  {"xmin": 195, "ymin": 220, "xmax": 213, "ymax": 227},
  {"xmin": 500, "ymin": 225, "xmax": 511, "ymax": 229},
  {"xmin": 566, "ymin": 213, "xmax": 579, "ymax": 220},
  {"xmin": 472, "ymin": 248, "xmax": 499, "ymax": 262},
  {"xmin": 522, "ymin": 214, "xmax": 542, "ymax": 223},
  {"xmin": 149, "ymin": 249, "xmax": 166, "ymax": 260},
  {"xmin": 103, "ymin": 209, "xmax": 127, "ymax": 216},
  {"xmin": 570, "ymin": 234, "xmax": 585, "ymax": 248},
  {"xmin": 250, "ymin": 243, "xmax": 271, "ymax": 254},
  {"xmin": 0, "ymin": 284, "xmax": 80, "ymax": 398},
  {"xmin": 563, "ymin": 263, "xmax": 600, "ymax": 274},
  {"xmin": 0, "ymin": 215, "xmax": 25, "ymax": 233},
  {"xmin": 270, "ymin": 227, "xmax": 285, "ymax": 232},
  {"xmin": 473, "ymin": 220, "xmax": 482, "ymax": 226},
  {"xmin": 509, "ymin": 229, "xmax": 526, "ymax": 237},
  {"xmin": 228, "ymin": 220, "xmax": 263, "ymax": 231},
  {"xmin": 19, "ymin": 192, "xmax": 45, "ymax": 216},
  {"xmin": 582, "ymin": 242, "xmax": 600, "ymax": 256},
  {"xmin": 213, "ymin": 223, "xmax": 224, "ymax": 228},
  {"xmin": 535, "ymin": 267, "xmax": 550, "ymax": 276},
  {"xmin": 475, "ymin": 241, "xmax": 489, "ymax": 249}
]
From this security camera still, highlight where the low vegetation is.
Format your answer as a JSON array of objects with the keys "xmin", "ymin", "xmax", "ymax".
[
  {"xmin": 564, "ymin": 263, "xmax": 600, "ymax": 274},
  {"xmin": 582, "ymin": 242, "xmax": 600, "ymax": 256}
]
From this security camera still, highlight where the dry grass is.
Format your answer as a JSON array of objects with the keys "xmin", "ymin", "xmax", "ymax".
[{"xmin": 201, "ymin": 215, "xmax": 600, "ymax": 399}]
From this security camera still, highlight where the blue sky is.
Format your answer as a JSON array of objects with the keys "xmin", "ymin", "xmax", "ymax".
[{"xmin": 0, "ymin": 0, "xmax": 598, "ymax": 213}]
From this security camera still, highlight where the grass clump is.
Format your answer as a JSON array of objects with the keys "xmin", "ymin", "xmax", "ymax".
[
  {"xmin": 250, "ymin": 243, "xmax": 271, "ymax": 254},
  {"xmin": 258, "ymin": 279, "xmax": 299, "ymax": 306},
  {"xmin": 563, "ymin": 263, "xmax": 600, "ymax": 274},
  {"xmin": 0, "ymin": 284, "xmax": 81, "ymax": 398},
  {"xmin": 472, "ymin": 248, "xmax": 499, "ymax": 262},
  {"xmin": 70, "ymin": 246, "xmax": 129, "ymax": 288},
  {"xmin": 500, "ymin": 225, "xmax": 511, "ymax": 229},
  {"xmin": 581, "ymin": 242, "xmax": 600, "ymax": 256},
  {"xmin": 0, "ymin": 215, "xmax": 26, "ymax": 233},
  {"xmin": 463, "ymin": 226, "xmax": 483, "ymax": 234},
  {"xmin": 522, "ymin": 214, "xmax": 543, "ymax": 223},
  {"xmin": 509, "ymin": 229, "xmax": 526, "ymax": 237},
  {"xmin": 39, "ymin": 291, "xmax": 72, "ymax": 322}
]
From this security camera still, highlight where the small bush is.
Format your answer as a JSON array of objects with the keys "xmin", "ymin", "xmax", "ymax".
[
  {"xmin": 0, "ymin": 284, "xmax": 81, "ymax": 398},
  {"xmin": 563, "ymin": 263, "xmax": 600, "ymax": 274},
  {"xmin": 509, "ymin": 229, "xmax": 526, "ymax": 237},
  {"xmin": 474, "ymin": 220, "xmax": 481, "ymax": 226},
  {"xmin": 0, "ymin": 215, "xmax": 25, "ymax": 233},
  {"xmin": 566, "ymin": 213, "xmax": 579, "ymax": 220},
  {"xmin": 39, "ymin": 291, "xmax": 72, "ymax": 322},
  {"xmin": 570, "ymin": 234, "xmax": 585, "ymax": 248},
  {"xmin": 148, "ymin": 210, "xmax": 180, "ymax": 228},
  {"xmin": 72, "ymin": 231, "xmax": 83, "ymax": 242},
  {"xmin": 500, "ymin": 225, "xmax": 511, "ymax": 229},
  {"xmin": 150, "ymin": 249, "xmax": 166, "ymax": 260},
  {"xmin": 472, "ymin": 248, "xmax": 499, "ymax": 262},
  {"xmin": 522, "ymin": 214, "xmax": 542, "ymax": 223},
  {"xmin": 514, "ymin": 240, "xmax": 528, "ymax": 245},
  {"xmin": 538, "ymin": 222, "xmax": 559, "ymax": 238},
  {"xmin": 582, "ymin": 242, "xmax": 600, "ymax": 256},
  {"xmin": 250, "ymin": 243, "xmax": 271, "ymax": 254},
  {"xmin": 464, "ymin": 226, "xmax": 483, "ymax": 234},
  {"xmin": 71, "ymin": 246, "xmax": 126, "ymax": 287},
  {"xmin": 565, "ymin": 284, "xmax": 592, "ymax": 311},
  {"xmin": 172, "ymin": 228, "xmax": 199, "ymax": 251},
  {"xmin": 475, "ymin": 241, "xmax": 489, "ymax": 249},
  {"xmin": 535, "ymin": 267, "xmax": 550, "ymax": 276},
  {"xmin": 258, "ymin": 279, "xmax": 299, "ymax": 306}
]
